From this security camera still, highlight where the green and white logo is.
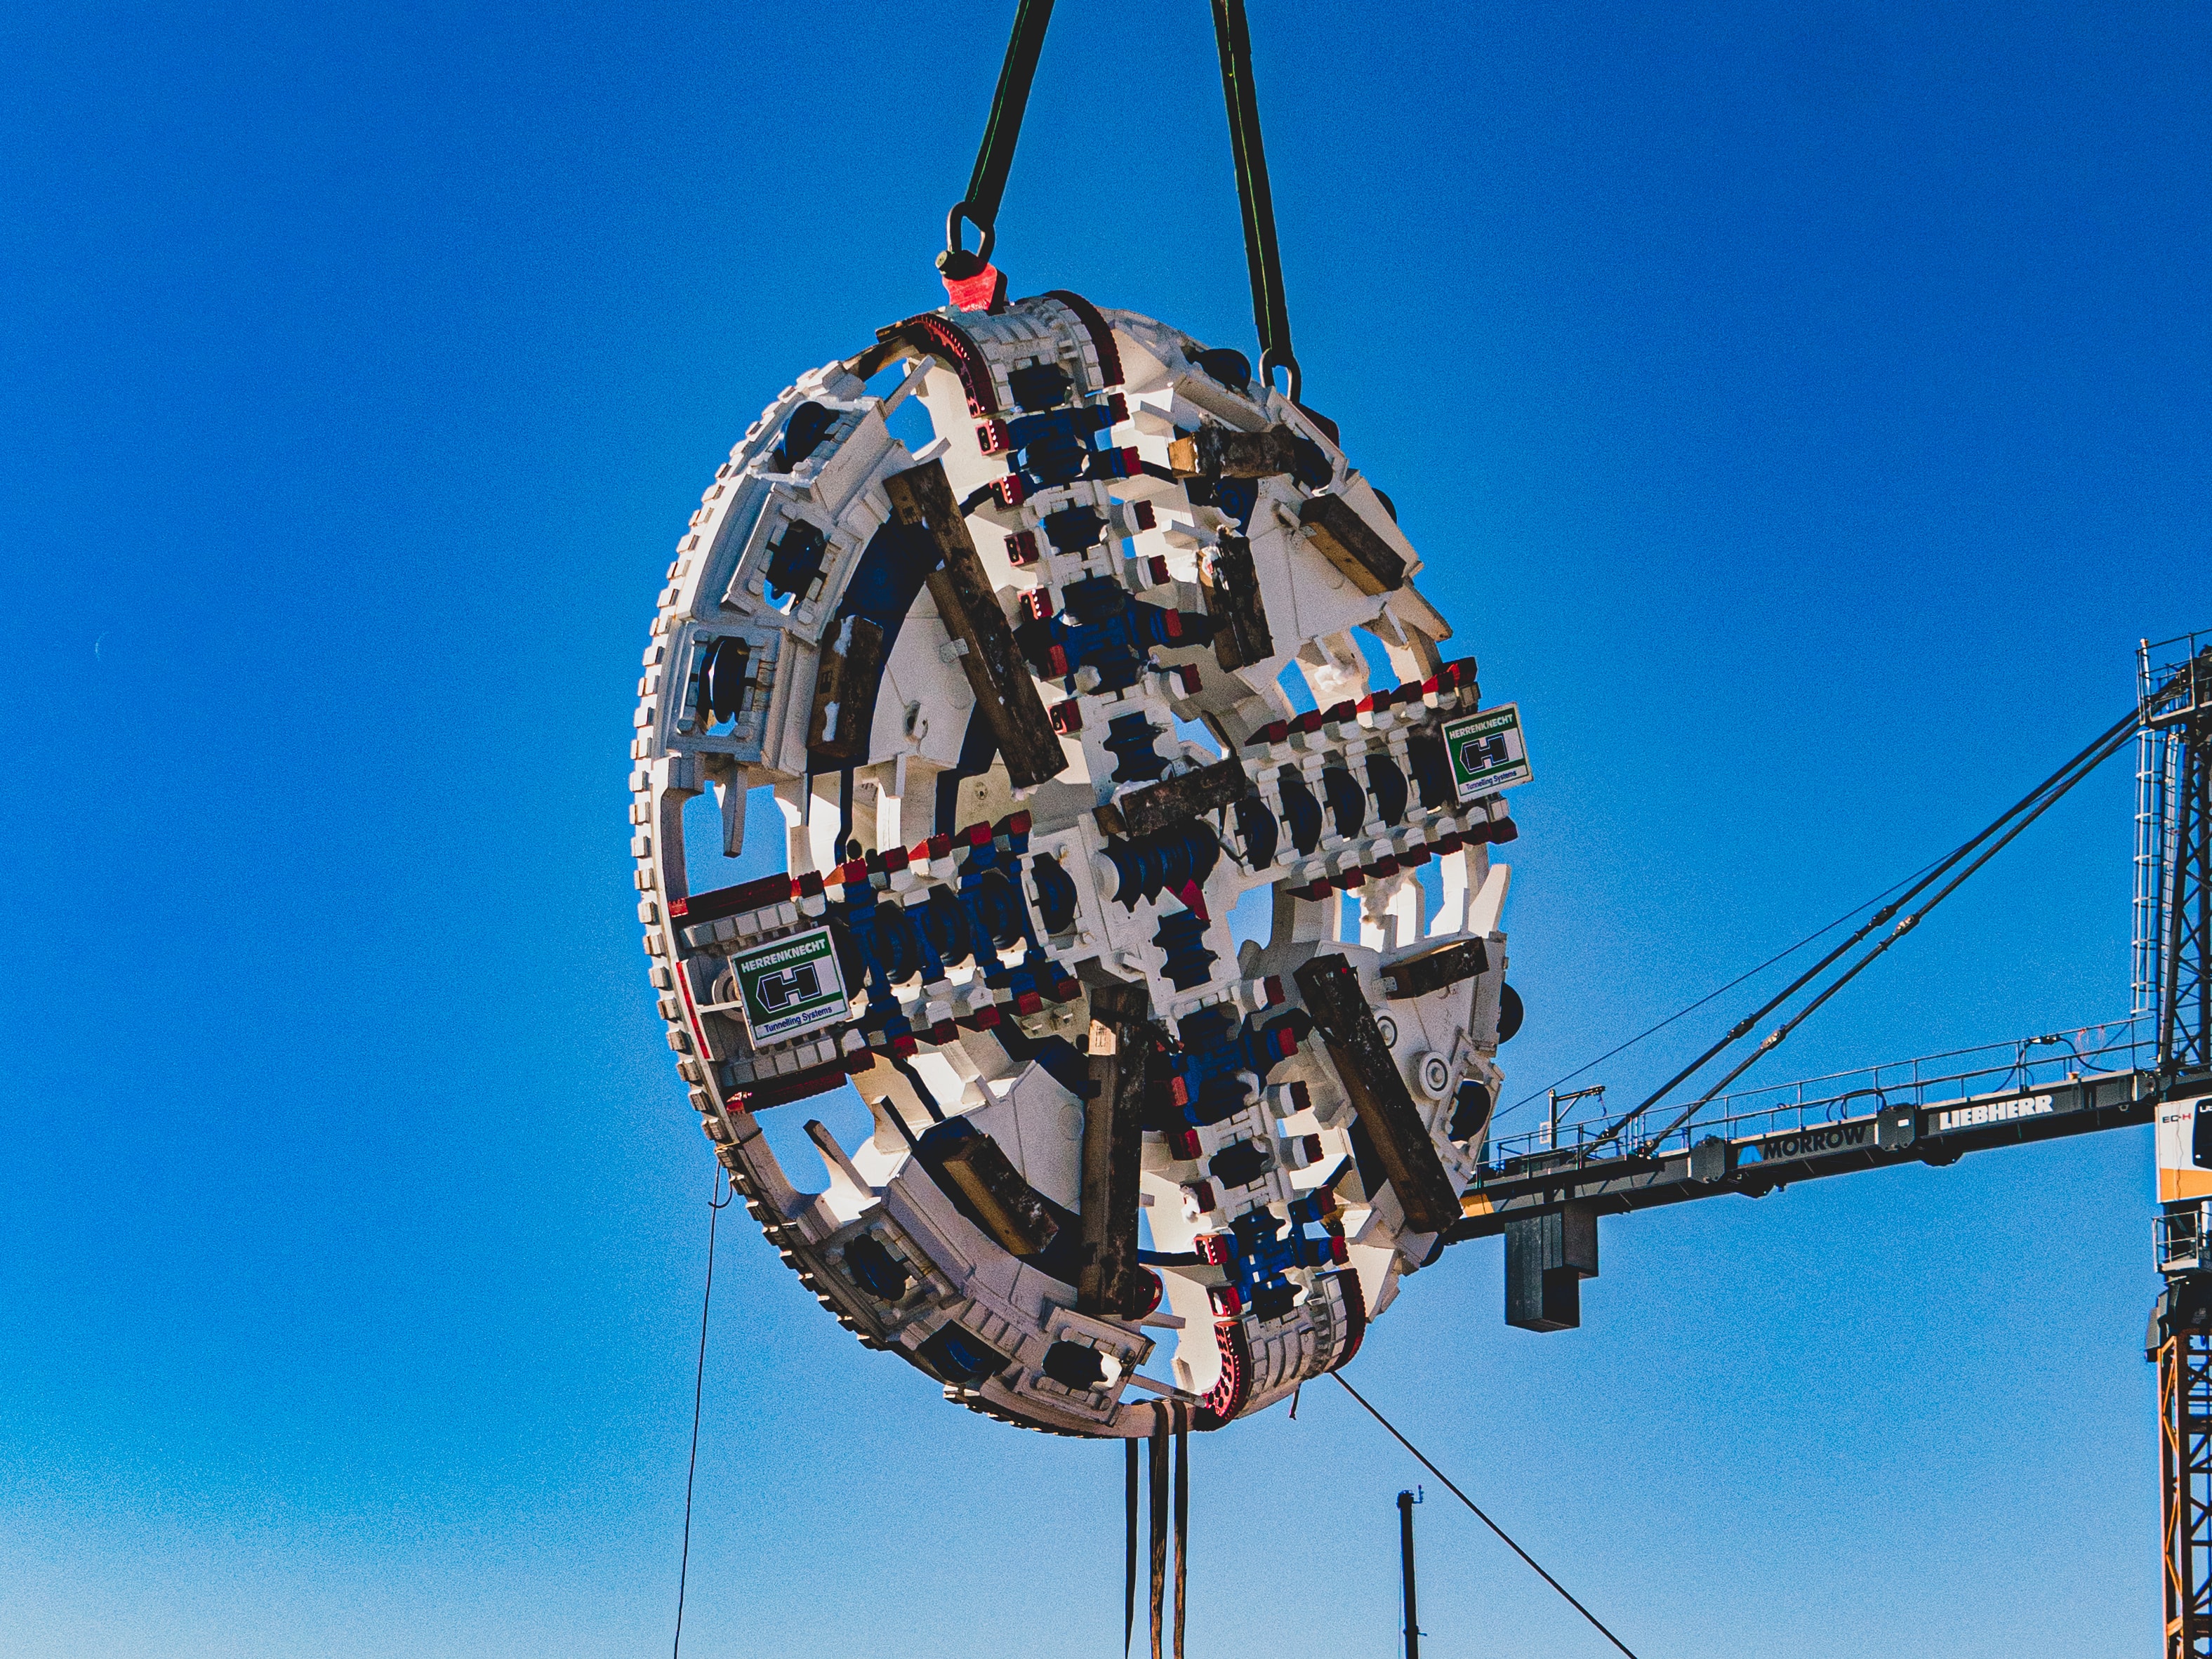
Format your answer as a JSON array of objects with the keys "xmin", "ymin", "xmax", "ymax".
[
  {"xmin": 730, "ymin": 925, "xmax": 849, "ymax": 1045},
  {"xmin": 1441, "ymin": 702, "xmax": 1532, "ymax": 801}
]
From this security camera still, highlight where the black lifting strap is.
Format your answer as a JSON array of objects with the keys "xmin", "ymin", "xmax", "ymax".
[
  {"xmin": 944, "ymin": 0, "xmax": 1057, "ymax": 277},
  {"xmin": 946, "ymin": 0, "xmax": 1304, "ymax": 398},
  {"xmin": 1210, "ymin": 0, "xmax": 1299, "ymax": 402}
]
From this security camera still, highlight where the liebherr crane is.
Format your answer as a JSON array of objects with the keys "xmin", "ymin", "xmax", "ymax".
[{"xmin": 1445, "ymin": 631, "xmax": 2212, "ymax": 1656}]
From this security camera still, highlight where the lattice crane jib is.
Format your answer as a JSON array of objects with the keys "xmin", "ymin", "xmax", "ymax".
[{"xmin": 2140, "ymin": 633, "xmax": 2212, "ymax": 1080}]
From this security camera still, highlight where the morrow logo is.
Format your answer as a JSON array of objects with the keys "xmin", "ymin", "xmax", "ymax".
[{"xmin": 1760, "ymin": 1121, "xmax": 1876, "ymax": 1160}]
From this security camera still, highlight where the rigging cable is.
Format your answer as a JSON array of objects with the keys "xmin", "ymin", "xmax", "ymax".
[
  {"xmin": 1208, "ymin": 0, "xmax": 1299, "ymax": 400},
  {"xmin": 670, "ymin": 1167, "xmax": 732, "ymax": 1659},
  {"xmin": 940, "ymin": 1, "xmax": 1304, "ymax": 399},
  {"xmin": 1332, "ymin": 1375, "xmax": 1640, "ymax": 1659},
  {"xmin": 1631, "ymin": 710, "xmax": 2140, "ymax": 1152},
  {"xmin": 1576, "ymin": 703, "xmax": 2142, "ymax": 1161},
  {"xmin": 941, "ymin": 0, "xmax": 1057, "ymax": 286},
  {"xmin": 1491, "ymin": 855, "xmax": 1944, "ymax": 1126}
]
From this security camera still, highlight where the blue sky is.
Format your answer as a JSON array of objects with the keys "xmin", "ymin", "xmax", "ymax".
[{"xmin": 1, "ymin": 2, "xmax": 2204, "ymax": 1655}]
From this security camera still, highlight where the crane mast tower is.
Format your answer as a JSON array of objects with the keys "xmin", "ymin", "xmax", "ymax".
[{"xmin": 2140, "ymin": 630, "xmax": 2212, "ymax": 1659}]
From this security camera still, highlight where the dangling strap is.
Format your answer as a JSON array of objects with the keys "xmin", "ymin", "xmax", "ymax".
[
  {"xmin": 1172, "ymin": 1403, "xmax": 1189, "ymax": 1659},
  {"xmin": 1123, "ymin": 1437, "xmax": 1139, "ymax": 1658},
  {"xmin": 1148, "ymin": 1405, "xmax": 1170, "ymax": 1659}
]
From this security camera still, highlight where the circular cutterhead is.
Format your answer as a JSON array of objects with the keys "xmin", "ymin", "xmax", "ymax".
[{"xmin": 629, "ymin": 292, "xmax": 1523, "ymax": 1437}]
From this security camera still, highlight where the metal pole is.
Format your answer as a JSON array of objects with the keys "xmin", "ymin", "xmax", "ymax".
[{"xmin": 1398, "ymin": 1488, "xmax": 1419, "ymax": 1659}]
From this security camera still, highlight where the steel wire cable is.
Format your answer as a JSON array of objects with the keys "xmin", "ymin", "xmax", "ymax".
[
  {"xmin": 671, "ymin": 1168, "xmax": 731, "ymax": 1659},
  {"xmin": 1332, "ymin": 1376, "xmax": 1640, "ymax": 1658},
  {"xmin": 1576, "ymin": 703, "xmax": 2142, "ymax": 1161},
  {"xmin": 1633, "ymin": 713, "xmax": 2140, "ymax": 1152},
  {"xmin": 1491, "ymin": 857, "xmax": 1943, "ymax": 1128}
]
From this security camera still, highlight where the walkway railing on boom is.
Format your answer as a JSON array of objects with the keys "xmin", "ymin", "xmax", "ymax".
[
  {"xmin": 2136, "ymin": 628, "xmax": 2209, "ymax": 1022},
  {"xmin": 1485, "ymin": 1015, "xmax": 2154, "ymax": 1172}
]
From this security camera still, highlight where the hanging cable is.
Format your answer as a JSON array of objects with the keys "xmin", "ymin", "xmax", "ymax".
[
  {"xmin": 941, "ymin": 0, "xmax": 1057, "ymax": 303},
  {"xmin": 1492, "ymin": 856, "xmax": 1944, "ymax": 1126},
  {"xmin": 1332, "ymin": 1376, "xmax": 1640, "ymax": 1659},
  {"xmin": 1576, "ymin": 703, "xmax": 2142, "ymax": 1161},
  {"xmin": 939, "ymin": 0, "xmax": 1307, "ymax": 366},
  {"xmin": 1209, "ymin": 0, "xmax": 1299, "ymax": 401},
  {"xmin": 671, "ymin": 1167, "xmax": 732, "ymax": 1659},
  {"xmin": 1631, "ymin": 713, "xmax": 2139, "ymax": 1153}
]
